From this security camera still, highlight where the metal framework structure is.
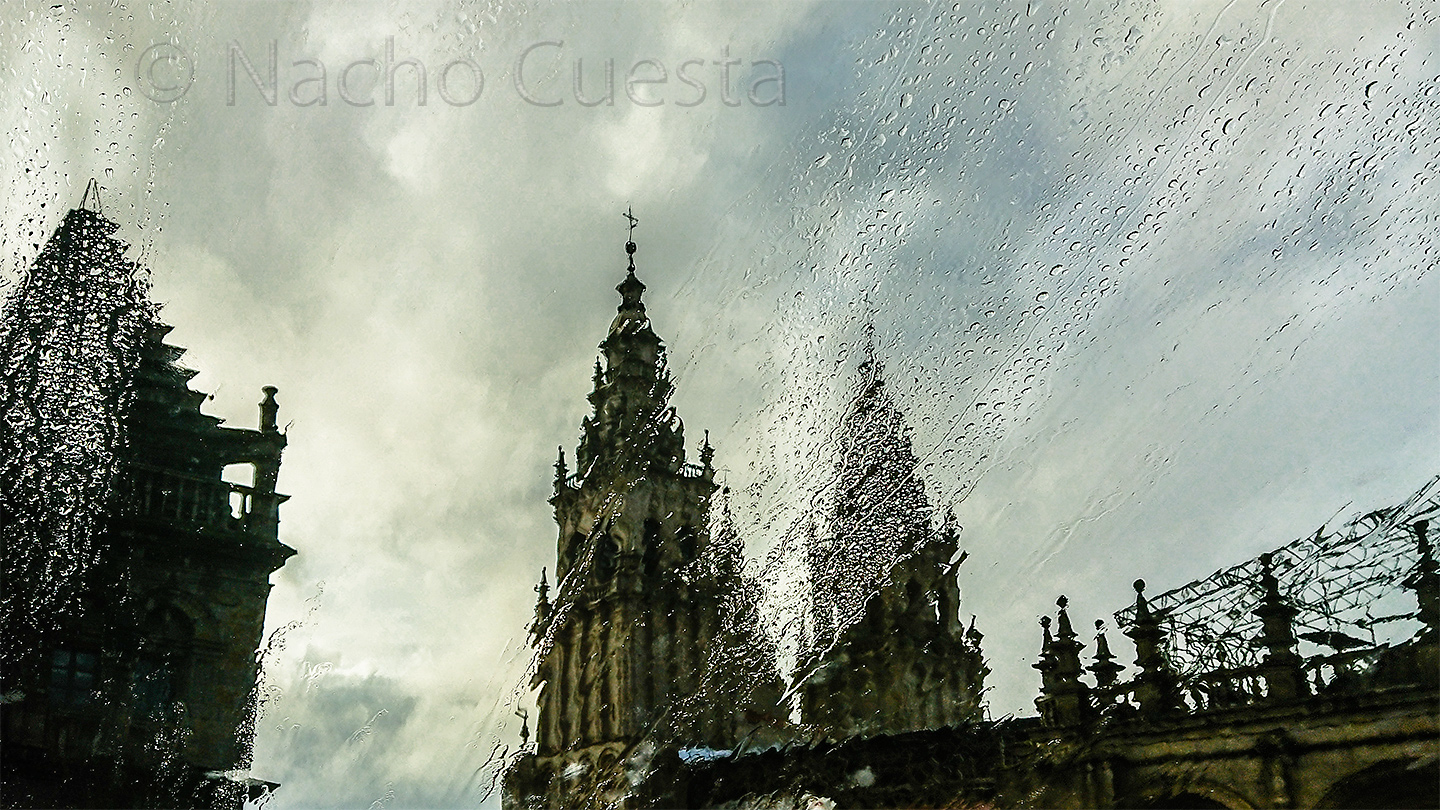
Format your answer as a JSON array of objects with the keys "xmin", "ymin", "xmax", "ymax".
[{"xmin": 1115, "ymin": 476, "xmax": 1440, "ymax": 678}]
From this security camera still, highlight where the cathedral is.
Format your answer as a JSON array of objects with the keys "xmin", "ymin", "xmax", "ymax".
[
  {"xmin": 503, "ymin": 232, "xmax": 994, "ymax": 808},
  {"xmin": 3, "ymin": 197, "xmax": 1434, "ymax": 809},
  {"xmin": 504, "ymin": 223, "xmax": 1438, "ymax": 810}
]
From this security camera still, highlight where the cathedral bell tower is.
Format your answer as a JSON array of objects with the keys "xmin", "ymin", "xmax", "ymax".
[{"xmin": 518, "ymin": 218, "xmax": 747, "ymax": 805}]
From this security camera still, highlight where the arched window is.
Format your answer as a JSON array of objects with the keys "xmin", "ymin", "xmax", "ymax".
[{"xmin": 133, "ymin": 603, "xmax": 195, "ymax": 719}]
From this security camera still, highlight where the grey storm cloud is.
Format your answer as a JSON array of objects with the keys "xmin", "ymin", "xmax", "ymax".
[{"xmin": 2, "ymin": 0, "xmax": 1435, "ymax": 806}]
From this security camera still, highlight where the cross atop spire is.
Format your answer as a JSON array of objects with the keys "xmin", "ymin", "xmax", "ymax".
[
  {"xmin": 614, "ymin": 207, "xmax": 646, "ymax": 313},
  {"xmin": 623, "ymin": 205, "xmax": 639, "ymax": 269}
]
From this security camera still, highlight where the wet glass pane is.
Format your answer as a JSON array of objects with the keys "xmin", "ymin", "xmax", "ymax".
[{"xmin": 2, "ymin": 0, "xmax": 1435, "ymax": 808}]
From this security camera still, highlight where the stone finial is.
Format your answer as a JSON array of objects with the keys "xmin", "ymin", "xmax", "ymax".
[
  {"xmin": 1056, "ymin": 596, "xmax": 1077, "ymax": 640},
  {"xmin": 1052, "ymin": 599, "xmax": 1085, "ymax": 665},
  {"xmin": 1033, "ymin": 615, "xmax": 1057, "ymax": 717},
  {"xmin": 554, "ymin": 446, "xmax": 568, "ymax": 487},
  {"xmin": 700, "ymin": 430, "xmax": 715, "ymax": 471},
  {"xmin": 259, "ymin": 386, "xmax": 280, "ymax": 433},
  {"xmin": 532, "ymin": 568, "xmax": 551, "ymax": 633},
  {"xmin": 1405, "ymin": 519, "xmax": 1438, "ymax": 640},
  {"xmin": 966, "ymin": 614, "xmax": 984, "ymax": 647},
  {"xmin": 1255, "ymin": 552, "xmax": 1307, "ymax": 702},
  {"xmin": 517, "ymin": 707, "xmax": 531, "ymax": 746},
  {"xmin": 1258, "ymin": 553, "xmax": 1283, "ymax": 601},
  {"xmin": 1090, "ymin": 619, "xmax": 1124, "ymax": 689},
  {"xmin": 623, "ymin": 206, "xmax": 639, "ymax": 270},
  {"xmin": 1132, "ymin": 578, "xmax": 1152, "ymax": 621},
  {"xmin": 1125, "ymin": 578, "xmax": 1182, "ymax": 716},
  {"xmin": 1034, "ymin": 615, "xmax": 1057, "ymax": 679}
]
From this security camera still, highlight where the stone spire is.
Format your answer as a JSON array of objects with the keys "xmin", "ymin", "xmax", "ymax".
[
  {"xmin": 700, "ymin": 430, "xmax": 715, "ymax": 477},
  {"xmin": 552, "ymin": 447, "xmax": 567, "ymax": 493},
  {"xmin": 1035, "ymin": 614, "xmax": 1057, "ymax": 678},
  {"xmin": 809, "ymin": 332, "xmax": 932, "ymax": 645},
  {"xmin": 531, "ymin": 568, "xmax": 551, "ymax": 636},
  {"xmin": 573, "ymin": 235, "xmax": 683, "ymax": 482},
  {"xmin": 1, "ymin": 198, "xmax": 154, "ymax": 655},
  {"xmin": 797, "ymin": 333, "xmax": 985, "ymax": 739}
]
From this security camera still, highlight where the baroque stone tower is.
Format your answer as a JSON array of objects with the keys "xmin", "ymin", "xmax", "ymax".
[
  {"xmin": 799, "ymin": 335, "xmax": 988, "ymax": 738},
  {"xmin": 507, "ymin": 229, "xmax": 781, "ymax": 808},
  {"xmin": 0, "ymin": 187, "xmax": 293, "ymax": 808}
]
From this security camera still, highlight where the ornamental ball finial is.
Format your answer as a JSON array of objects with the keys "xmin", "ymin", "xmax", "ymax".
[{"xmin": 1134, "ymin": 578, "xmax": 1146, "ymax": 593}]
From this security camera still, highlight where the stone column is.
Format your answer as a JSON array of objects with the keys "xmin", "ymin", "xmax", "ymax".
[
  {"xmin": 634, "ymin": 612, "xmax": 652, "ymax": 735},
  {"xmin": 608, "ymin": 601, "xmax": 626, "ymax": 739},
  {"xmin": 581, "ymin": 611, "xmax": 598, "ymax": 744},
  {"xmin": 566, "ymin": 613, "xmax": 582, "ymax": 746},
  {"xmin": 597, "ymin": 607, "xmax": 615, "ymax": 740}
]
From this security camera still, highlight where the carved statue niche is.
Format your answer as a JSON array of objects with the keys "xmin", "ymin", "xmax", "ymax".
[
  {"xmin": 904, "ymin": 579, "xmax": 930, "ymax": 625},
  {"xmin": 677, "ymin": 525, "xmax": 697, "ymax": 562},
  {"xmin": 594, "ymin": 533, "xmax": 620, "ymax": 583}
]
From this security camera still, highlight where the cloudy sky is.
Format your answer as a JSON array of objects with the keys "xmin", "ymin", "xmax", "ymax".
[{"xmin": 3, "ymin": 0, "xmax": 1436, "ymax": 806}]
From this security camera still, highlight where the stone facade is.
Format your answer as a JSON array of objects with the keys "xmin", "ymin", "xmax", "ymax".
[
  {"xmin": 0, "ymin": 194, "xmax": 293, "ymax": 808},
  {"xmin": 678, "ymin": 687, "xmax": 1437, "ymax": 808},
  {"xmin": 679, "ymin": 495, "xmax": 1440, "ymax": 809}
]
